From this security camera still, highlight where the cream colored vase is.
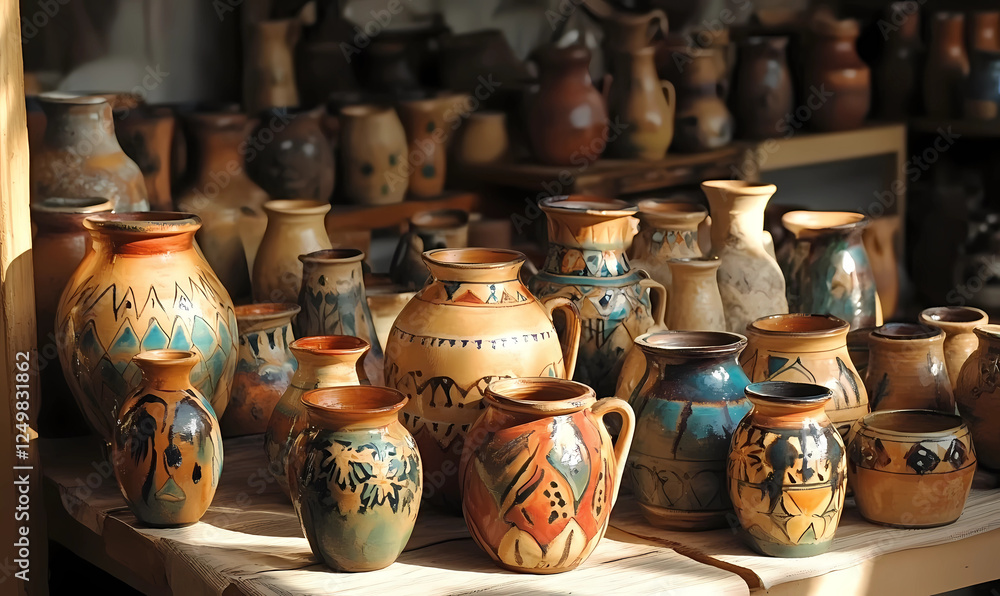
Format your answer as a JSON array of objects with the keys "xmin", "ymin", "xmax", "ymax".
[
  {"xmin": 666, "ymin": 257, "xmax": 726, "ymax": 331},
  {"xmin": 252, "ymin": 200, "xmax": 333, "ymax": 304},
  {"xmin": 629, "ymin": 199, "xmax": 707, "ymax": 290}
]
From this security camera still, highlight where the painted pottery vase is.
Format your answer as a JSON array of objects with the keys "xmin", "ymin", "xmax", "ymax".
[
  {"xmin": 877, "ymin": 3, "xmax": 921, "ymax": 120},
  {"xmin": 741, "ymin": 314, "xmax": 869, "ymax": 437},
  {"xmin": 968, "ymin": 11, "xmax": 1000, "ymax": 52},
  {"xmin": 625, "ymin": 331, "xmax": 751, "ymax": 530},
  {"xmin": 702, "ymin": 180, "xmax": 788, "ymax": 334},
  {"xmin": 390, "ymin": 209, "xmax": 470, "ymax": 291},
  {"xmin": 863, "ymin": 215, "xmax": 901, "ymax": 320},
  {"xmin": 803, "ymin": 17, "xmax": 870, "ymax": 131},
  {"xmin": 288, "ymin": 386, "xmax": 421, "ymax": 572},
  {"xmin": 244, "ymin": 18, "xmax": 300, "ymax": 114},
  {"xmin": 780, "ymin": 211, "xmax": 878, "ymax": 330},
  {"xmin": 956, "ymin": 325, "xmax": 1000, "ymax": 469},
  {"xmin": 245, "ymin": 107, "xmax": 334, "ymax": 203},
  {"xmin": 965, "ymin": 50, "xmax": 1000, "ymax": 120},
  {"xmin": 223, "ymin": 303, "xmax": 299, "ymax": 437},
  {"xmin": 56, "ymin": 213, "xmax": 238, "ymax": 443},
  {"xmin": 866, "ymin": 323, "xmax": 955, "ymax": 413},
  {"xmin": 848, "ymin": 409, "xmax": 976, "ymax": 528},
  {"xmin": 605, "ymin": 46, "xmax": 676, "ymax": 160},
  {"xmin": 527, "ymin": 44, "xmax": 609, "ymax": 166},
  {"xmin": 920, "ymin": 306, "xmax": 989, "ymax": 391},
  {"xmin": 453, "ymin": 111, "xmax": 508, "ymax": 165},
  {"xmin": 529, "ymin": 196, "xmax": 666, "ymax": 397},
  {"xmin": 735, "ymin": 36, "xmax": 793, "ymax": 140},
  {"xmin": 112, "ymin": 350, "xmax": 223, "ymax": 527},
  {"xmin": 924, "ymin": 13, "xmax": 970, "ymax": 118},
  {"xmin": 727, "ymin": 382, "xmax": 847, "ymax": 557},
  {"xmin": 252, "ymin": 200, "xmax": 333, "ymax": 304},
  {"xmin": 31, "ymin": 95, "xmax": 149, "ymax": 211},
  {"xmin": 338, "ymin": 104, "xmax": 408, "ymax": 206},
  {"xmin": 461, "ymin": 378, "xmax": 634, "ymax": 573},
  {"xmin": 385, "ymin": 248, "xmax": 582, "ymax": 511},
  {"xmin": 113, "ymin": 106, "xmax": 174, "ymax": 211},
  {"xmin": 666, "ymin": 258, "xmax": 726, "ymax": 332},
  {"xmin": 658, "ymin": 45, "xmax": 733, "ymax": 152},
  {"xmin": 297, "ymin": 249, "xmax": 384, "ymax": 385},
  {"xmin": 397, "ymin": 93, "xmax": 468, "ymax": 197},
  {"xmin": 264, "ymin": 336, "xmax": 371, "ymax": 495},
  {"xmin": 366, "ymin": 282, "xmax": 417, "ymax": 352},
  {"xmin": 629, "ymin": 199, "xmax": 707, "ymax": 290}
]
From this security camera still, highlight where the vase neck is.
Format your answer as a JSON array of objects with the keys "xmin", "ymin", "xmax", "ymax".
[
  {"xmin": 710, "ymin": 195, "xmax": 768, "ymax": 249},
  {"xmin": 42, "ymin": 100, "xmax": 123, "ymax": 156},
  {"xmin": 134, "ymin": 352, "xmax": 198, "ymax": 392},
  {"xmin": 90, "ymin": 229, "xmax": 196, "ymax": 256},
  {"xmin": 611, "ymin": 47, "xmax": 657, "ymax": 78},
  {"xmin": 189, "ymin": 116, "xmax": 252, "ymax": 181},
  {"xmin": 749, "ymin": 400, "xmax": 830, "ymax": 427},
  {"xmin": 668, "ymin": 260, "xmax": 719, "ymax": 289},
  {"xmin": 295, "ymin": 355, "xmax": 365, "ymax": 387},
  {"xmin": 541, "ymin": 208, "xmax": 636, "ymax": 277}
]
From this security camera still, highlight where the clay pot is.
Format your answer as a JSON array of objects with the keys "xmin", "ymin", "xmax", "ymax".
[
  {"xmin": 252, "ymin": 200, "xmax": 333, "ymax": 304},
  {"xmin": 526, "ymin": 44, "xmax": 609, "ymax": 166},
  {"xmin": 665, "ymin": 258, "xmax": 726, "ymax": 331},
  {"xmin": 338, "ymin": 104, "xmax": 408, "ymax": 205},
  {"xmin": 863, "ymin": 215, "xmax": 901, "ymax": 320},
  {"xmin": 244, "ymin": 18, "xmax": 300, "ymax": 114},
  {"xmin": 848, "ymin": 409, "xmax": 976, "ymax": 528},
  {"xmin": 702, "ymin": 180, "xmax": 788, "ymax": 334},
  {"xmin": 529, "ymin": 196, "xmax": 667, "ymax": 397},
  {"xmin": 114, "ymin": 106, "xmax": 175, "ymax": 211},
  {"xmin": 112, "ymin": 350, "xmax": 223, "ymax": 527},
  {"xmin": 264, "ymin": 335, "xmax": 371, "ymax": 495},
  {"xmin": 390, "ymin": 209, "xmax": 470, "ymax": 291},
  {"xmin": 384, "ymin": 248, "xmax": 582, "ymax": 511},
  {"xmin": 727, "ymin": 382, "xmax": 847, "ymax": 557},
  {"xmin": 453, "ymin": 111, "xmax": 508, "ymax": 165},
  {"xmin": 965, "ymin": 50, "xmax": 1000, "ymax": 120},
  {"xmin": 56, "ymin": 213, "xmax": 238, "ymax": 443},
  {"xmin": 866, "ymin": 323, "xmax": 955, "ymax": 413},
  {"xmin": 968, "ymin": 11, "xmax": 1000, "ymax": 53},
  {"xmin": 605, "ymin": 46, "xmax": 676, "ymax": 160},
  {"xmin": 366, "ymin": 283, "xmax": 417, "ymax": 351},
  {"xmin": 176, "ymin": 112, "xmax": 270, "ymax": 301},
  {"xmin": 629, "ymin": 199, "xmax": 707, "ymax": 291},
  {"xmin": 847, "ymin": 327, "xmax": 875, "ymax": 378},
  {"xmin": 600, "ymin": 7, "xmax": 667, "ymax": 54},
  {"xmin": 31, "ymin": 95, "xmax": 149, "ymax": 211},
  {"xmin": 288, "ymin": 386, "xmax": 420, "ymax": 572},
  {"xmin": 803, "ymin": 17, "xmax": 870, "ymax": 132},
  {"xmin": 920, "ymin": 306, "xmax": 989, "ymax": 391},
  {"xmin": 956, "ymin": 326, "xmax": 1000, "ymax": 469},
  {"xmin": 245, "ymin": 107, "xmax": 335, "ymax": 202},
  {"xmin": 876, "ymin": 3, "xmax": 922, "ymax": 120},
  {"xmin": 397, "ymin": 94, "xmax": 468, "ymax": 198},
  {"xmin": 624, "ymin": 331, "xmax": 751, "ymax": 530},
  {"xmin": 659, "ymin": 46, "xmax": 733, "ymax": 152},
  {"xmin": 461, "ymin": 378, "xmax": 634, "ymax": 572},
  {"xmin": 735, "ymin": 36, "xmax": 793, "ymax": 140},
  {"xmin": 924, "ymin": 13, "xmax": 970, "ymax": 118},
  {"xmin": 223, "ymin": 303, "xmax": 299, "ymax": 437}
]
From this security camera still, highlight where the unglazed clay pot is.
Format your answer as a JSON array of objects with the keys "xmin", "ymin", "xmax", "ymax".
[
  {"xmin": 264, "ymin": 335, "xmax": 371, "ymax": 495},
  {"xmin": 969, "ymin": 11, "xmax": 1000, "ymax": 52},
  {"xmin": 288, "ymin": 386, "xmax": 421, "ymax": 572},
  {"xmin": 740, "ymin": 314, "xmax": 869, "ymax": 437},
  {"xmin": 31, "ymin": 95, "xmax": 149, "ymax": 211},
  {"xmin": 803, "ymin": 17, "xmax": 870, "ymax": 131},
  {"xmin": 605, "ymin": 46, "xmax": 676, "ymax": 160},
  {"xmin": 113, "ymin": 106, "xmax": 174, "ymax": 211},
  {"xmin": 727, "ymin": 382, "xmax": 847, "ymax": 557},
  {"xmin": 244, "ymin": 18, "xmax": 300, "ymax": 114},
  {"xmin": 252, "ymin": 200, "xmax": 333, "ymax": 304},
  {"xmin": 920, "ymin": 306, "xmax": 989, "ymax": 390},
  {"xmin": 338, "ymin": 104, "xmax": 409, "ymax": 206},
  {"xmin": 453, "ymin": 111, "xmax": 508, "ymax": 165},
  {"xmin": 956, "ymin": 325, "xmax": 1000, "ymax": 469},
  {"xmin": 390, "ymin": 209, "xmax": 470, "ymax": 291},
  {"xmin": 924, "ymin": 13, "xmax": 970, "ymax": 118},
  {"xmin": 629, "ymin": 199, "xmax": 707, "ymax": 290},
  {"xmin": 397, "ymin": 93, "xmax": 468, "ymax": 197},
  {"xmin": 866, "ymin": 323, "xmax": 955, "ymax": 413},
  {"xmin": 876, "ymin": 3, "xmax": 921, "ymax": 120},
  {"xmin": 461, "ymin": 378, "xmax": 634, "ymax": 573},
  {"xmin": 245, "ymin": 107, "xmax": 334, "ymax": 203},
  {"xmin": 624, "ymin": 331, "xmax": 751, "ymax": 530},
  {"xmin": 666, "ymin": 258, "xmax": 726, "ymax": 332},
  {"xmin": 113, "ymin": 350, "xmax": 223, "ymax": 527},
  {"xmin": 599, "ymin": 7, "xmax": 667, "ymax": 54},
  {"xmin": 658, "ymin": 45, "xmax": 733, "ymax": 152},
  {"xmin": 385, "ymin": 248, "xmax": 582, "ymax": 512},
  {"xmin": 56, "ymin": 213, "xmax": 238, "ymax": 443},
  {"xmin": 702, "ymin": 180, "xmax": 788, "ymax": 334},
  {"xmin": 848, "ymin": 409, "xmax": 975, "ymax": 528},
  {"xmin": 735, "ymin": 36, "xmax": 793, "ymax": 140}
]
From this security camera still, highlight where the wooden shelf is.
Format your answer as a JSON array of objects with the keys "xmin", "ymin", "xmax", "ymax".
[
  {"xmin": 326, "ymin": 191, "xmax": 483, "ymax": 231},
  {"xmin": 734, "ymin": 123, "xmax": 908, "ymax": 174},
  {"xmin": 910, "ymin": 117, "xmax": 1000, "ymax": 138}
]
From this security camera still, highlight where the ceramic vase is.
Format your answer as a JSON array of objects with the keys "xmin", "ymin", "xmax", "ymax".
[
  {"xmin": 244, "ymin": 18, "xmax": 300, "ymax": 114},
  {"xmin": 245, "ymin": 107, "xmax": 334, "ymax": 203},
  {"xmin": 390, "ymin": 209, "xmax": 470, "ymax": 291},
  {"xmin": 920, "ymin": 306, "xmax": 989, "ymax": 391},
  {"xmin": 666, "ymin": 258, "xmax": 726, "ymax": 331},
  {"xmin": 866, "ymin": 323, "xmax": 955, "ymax": 413},
  {"xmin": 252, "ymin": 200, "xmax": 333, "ymax": 304},
  {"xmin": 264, "ymin": 335, "xmax": 371, "ymax": 495},
  {"xmin": 877, "ymin": 3, "xmax": 922, "ymax": 120},
  {"xmin": 397, "ymin": 93, "xmax": 468, "ymax": 197},
  {"xmin": 338, "ymin": 104, "xmax": 409, "ymax": 205},
  {"xmin": 599, "ymin": 7, "xmax": 667, "ymax": 55},
  {"xmin": 605, "ymin": 46, "xmax": 676, "ymax": 160},
  {"xmin": 803, "ymin": 17, "xmax": 870, "ymax": 131},
  {"xmin": 288, "ymin": 386, "xmax": 421, "ymax": 572},
  {"xmin": 113, "ymin": 350, "xmax": 223, "ymax": 526},
  {"xmin": 735, "ymin": 36, "xmax": 793, "ymax": 140},
  {"xmin": 968, "ymin": 11, "xmax": 1000, "ymax": 53},
  {"xmin": 453, "ymin": 111, "xmax": 508, "ymax": 165},
  {"xmin": 658, "ymin": 45, "xmax": 733, "ymax": 152},
  {"xmin": 727, "ymin": 382, "xmax": 847, "ymax": 557},
  {"xmin": 624, "ymin": 331, "xmax": 751, "ymax": 530},
  {"xmin": 385, "ymin": 248, "xmax": 582, "ymax": 511},
  {"xmin": 366, "ymin": 282, "xmax": 417, "ymax": 351},
  {"xmin": 629, "ymin": 199, "xmax": 707, "ymax": 290},
  {"xmin": 956, "ymin": 325, "xmax": 1000, "ymax": 469},
  {"xmin": 113, "ymin": 106, "xmax": 175, "ymax": 211},
  {"xmin": 461, "ymin": 378, "xmax": 634, "ymax": 573},
  {"xmin": 965, "ymin": 50, "xmax": 1000, "ymax": 120},
  {"xmin": 56, "ymin": 213, "xmax": 238, "ymax": 443},
  {"xmin": 924, "ymin": 13, "xmax": 970, "ymax": 118}
]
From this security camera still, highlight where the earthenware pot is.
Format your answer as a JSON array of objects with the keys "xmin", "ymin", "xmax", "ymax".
[
  {"xmin": 31, "ymin": 95, "xmax": 149, "ymax": 211},
  {"xmin": 245, "ymin": 107, "xmax": 334, "ymax": 203},
  {"xmin": 625, "ymin": 331, "xmax": 751, "ymax": 530},
  {"xmin": 605, "ymin": 46, "xmax": 676, "ymax": 160},
  {"xmin": 662, "ymin": 47, "xmax": 733, "ymax": 152},
  {"xmin": 397, "ymin": 93, "xmax": 468, "ymax": 197},
  {"xmin": 876, "ymin": 3, "xmax": 921, "ymax": 120},
  {"xmin": 390, "ymin": 209, "xmax": 470, "ymax": 291},
  {"xmin": 666, "ymin": 258, "xmax": 726, "ymax": 332},
  {"xmin": 599, "ymin": 7, "xmax": 667, "ymax": 54},
  {"xmin": 968, "ymin": 11, "xmax": 1000, "ymax": 52},
  {"xmin": 629, "ymin": 199, "xmax": 707, "ymax": 290},
  {"xmin": 453, "ymin": 111, "xmax": 508, "ymax": 165},
  {"xmin": 920, "ymin": 306, "xmax": 989, "ymax": 391},
  {"xmin": 866, "ymin": 323, "xmax": 955, "ymax": 413},
  {"xmin": 803, "ymin": 17, "xmax": 870, "ymax": 131},
  {"xmin": 112, "ymin": 350, "xmax": 223, "ymax": 527},
  {"xmin": 338, "ymin": 104, "xmax": 409, "ymax": 205},
  {"xmin": 956, "ymin": 325, "xmax": 1000, "ymax": 469},
  {"xmin": 848, "ymin": 409, "xmax": 976, "ymax": 528},
  {"xmin": 113, "ymin": 106, "xmax": 174, "ymax": 211},
  {"xmin": 461, "ymin": 378, "xmax": 634, "ymax": 572},
  {"xmin": 735, "ymin": 36, "xmax": 793, "ymax": 140},
  {"xmin": 252, "ymin": 200, "xmax": 333, "ymax": 304},
  {"xmin": 727, "ymin": 382, "xmax": 847, "ymax": 557},
  {"xmin": 384, "ymin": 248, "xmax": 582, "ymax": 511},
  {"xmin": 244, "ymin": 18, "xmax": 300, "ymax": 114},
  {"xmin": 56, "ymin": 213, "xmax": 238, "ymax": 443},
  {"xmin": 264, "ymin": 335, "xmax": 371, "ymax": 495},
  {"xmin": 924, "ymin": 13, "xmax": 970, "ymax": 118},
  {"xmin": 965, "ymin": 49, "xmax": 1000, "ymax": 120}
]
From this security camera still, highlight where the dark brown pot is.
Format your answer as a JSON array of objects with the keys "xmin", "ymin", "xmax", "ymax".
[
  {"xmin": 735, "ymin": 36, "xmax": 793, "ymax": 140},
  {"xmin": 658, "ymin": 42, "xmax": 733, "ymax": 152},
  {"xmin": 967, "ymin": 11, "xmax": 1000, "ymax": 53},
  {"xmin": 876, "ymin": 2, "xmax": 922, "ymax": 120},
  {"xmin": 803, "ymin": 17, "xmax": 870, "ymax": 132},
  {"xmin": 924, "ymin": 12, "xmax": 970, "ymax": 118},
  {"xmin": 114, "ymin": 106, "xmax": 175, "ymax": 211},
  {"xmin": 245, "ymin": 107, "xmax": 335, "ymax": 203}
]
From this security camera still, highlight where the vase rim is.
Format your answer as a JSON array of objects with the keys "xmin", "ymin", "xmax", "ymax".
[
  {"xmin": 636, "ymin": 330, "xmax": 747, "ymax": 356},
  {"xmin": 540, "ymin": 195, "xmax": 637, "ymax": 216},
  {"xmin": 746, "ymin": 381, "xmax": 833, "ymax": 405},
  {"xmin": 857, "ymin": 409, "xmax": 966, "ymax": 438},
  {"xmin": 667, "ymin": 256, "xmax": 720, "ymax": 269},
  {"xmin": 747, "ymin": 313, "xmax": 849, "ymax": 337},
  {"xmin": 235, "ymin": 302, "xmax": 300, "ymax": 322},
  {"xmin": 636, "ymin": 198, "xmax": 708, "ymax": 222},
  {"xmin": 782, "ymin": 210, "xmax": 868, "ymax": 235},
  {"xmin": 37, "ymin": 92, "xmax": 107, "ymax": 106},
  {"xmin": 701, "ymin": 180, "xmax": 777, "ymax": 195},
  {"xmin": 484, "ymin": 377, "xmax": 596, "ymax": 415},
  {"xmin": 83, "ymin": 212, "xmax": 201, "ymax": 235},
  {"xmin": 920, "ymin": 306, "xmax": 989, "ymax": 326},
  {"xmin": 290, "ymin": 335, "xmax": 370, "ymax": 355},
  {"xmin": 299, "ymin": 248, "xmax": 366, "ymax": 264},
  {"xmin": 974, "ymin": 324, "xmax": 1000, "ymax": 341},
  {"xmin": 301, "ymin": 386, "xmax": 408, "ymax": 419},
  {"xmin": 31, "ymin": 197, "xmax": 115, "ymax": 215},
  {"xmin": 339, "ymin": 103, "xmax": 394, "ymax": 118},
  {"xmin": 263, "ymin": 199, "xmax": 331, "ymax": 216},
  {"xmin": 872, "ymin": 322, "xmax": 941, "ymax": 341},
  {"xmin": 132, "ymin": 349, "xmax": 198, "ymax": 368},
  {"xmin": 423, "ymin": 247, "xmax": 525, "ymax": 269}
]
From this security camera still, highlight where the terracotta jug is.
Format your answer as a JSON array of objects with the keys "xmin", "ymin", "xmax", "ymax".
[
  {"xmin": 956, "ymin": 325, "xmax": 1000, "ymax": 469},
  {"xmin": 803, "ymin": 17, "xmax": 870, "ymax": 132},
  {"xmin": 863, "ymin": 215, "xmax": 900, "ymax": 319},
  {"xmin": 605, "ymin": 46, "xmax": 676, "ymax": 160},
  {"xmin": 56, "ymin": 213, "xmax": 238, "ymax": 443},
  {"xmin": 659, "ymin": 46, "xmax": 733, "ymax": 152},
  {"xmin": 727, "ymin": 382, "xmax": 846, "ymax": 557},
  {"xmin": 968, "ymin": 11, "xmax": 1000, "ymax": 52},
  {"xmin": 384, "ymin": 248, "xmax": 582, "ymax": 511},
  {"xmin": 866, "ymin": 323, "xmax": 955, "ymax": 413},
  {"xmin": 244, "ymin": 18, "xmax": 300, "ymax": 114},
  {"xmin": 31, "ymin": 95, "xmax": 148, "ymax": 211},
  {"xmin": 735, "ymin": 36, "xmax": 793, "ymax": 140},
  {"xmin": 264, "ymin": 335, "xmax": 371, "ymax": 495},
  {"xmin": 701, "ymin": 180, "xmax": 788, "ymax": 334},
  {"xmin": 390, "ymin": 209, "xmax": 470, "ymax": 291},
  {"xmin": 600, "ymin": 7, "xmax": 667, "ymax": 54},
  {"xmin": 624, "ymin": 331, "xmax": 751, "ymax": 530},
  {"xmin": 461, "ymin": 378, "xmax": 634, "ymax": 572},
  {"xmin": 338, "ymin": 104, "xmax": 409, "ymax": 205},
  {"xmin": 288, "ymin": 386, "xmax": 421, "ymax": 572},
  {"xmin": 114, "ymin": 106, "xmax": 175, "ymax": 211},
  {"xmin": 453, "ymin": 111, "xmax": 508, "ymax": 165},
  {"xmin": 113, "ymin": 350, "xmax": 223, "ymax": 526},
  {"xmin": 924, "ymin": 13, "xmax": 970, "ymax": 118},
  {"xmin": 245, "ymin": 107, "xmax": 334, "ymax": 203},
  {"xmin": 920, "ymin": 306, "xmax": 989, "ymax": 391},
  {"xmin": 526, "ymin": 44, "xmax": 609, "ymax": 166},
  {"xmin": 252, "ymin": 200, "xmax": 333, "ymax": 304},
  {"xmin": 876, "ymin": 2, "xmax": 921, "ymax": 120},
  {"xmin": 965, "ymin": 50, "xmax": 1000, "ymax": 120},
  {"xmin": 629, "ymin": 199, "xmax": 707, "ymax": 291},
  {"xmin": 665, "ymin": 257, "xmax": 726, "ymax": 331},
  {"xmin": 397, "ymin": 93, "xmax": 468, "ymax": 197}
]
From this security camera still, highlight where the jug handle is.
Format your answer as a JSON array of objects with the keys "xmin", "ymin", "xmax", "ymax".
[
  {"xmin": 541, "ymin": 296, "xmax": 582, "ymax": 380},
  {"xmin": 661, "ymin": 80, "xmax": 676, "ymax": 119},
  {"xmin": 590, "ymin": 397, "xmax": 635, "ymax": 506},
  {"xmin": 649, "ymin": 9, "xmax": 668, "ymax": 42},
  {"xmin": 638, "ymin": 276, "xmax": 668, "ymax": 330}
]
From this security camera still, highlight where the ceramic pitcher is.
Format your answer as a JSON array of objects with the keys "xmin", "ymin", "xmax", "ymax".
[
  {"xmin": 735, "ymin": 36, "xmax": 793, "ymax": 139},
  {"xmin": 389, "ymin": 209, "xmax": 470, "ymax": 291},
  {"xmin": 244, "ymin": 18, "xmax": 300, "ymax": 114},
  {"xmin": 658, "ymin": 46, "xmax": 733, "ymax": 152},
  {"xmin": 629, "ymin": 199, "xmax": 707, "ymax": 291},
  {"xmin": 956, "ymin": 325, "xmax": 1000, "ymax": 469},
  {"xmin": 920, "ymin": 306, "xmax": 989, "ymax": 390},
  {"xmin": 252, "ymin": 200, "xmax": 333, "ymax": 304},
  {"xmin": 605, "ymin": 46, "xmax": 676, "ymax": 160},
  {"xmin": 866, "ymin": 323, "xmax": 955, "ymax": 413}
]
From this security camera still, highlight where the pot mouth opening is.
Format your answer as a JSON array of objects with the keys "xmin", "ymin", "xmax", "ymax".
[
  {"xmin": 920, "ymin": 306, "xmax": 988, "ymax": 324},
  {"xmin": 749, "ymin": 313, "xmax": 849, "ymax": 336},
  {"xmin": 31, "ymin": 197, "xmax": 114, "ymax": 214},
  {"xmin": 290, "ymin": 335, "xmax": 370, "ymax": 354},
  {"xmin": 974, "ymin": 324, "xmax": 1000, "ymax": 340},
  {"xmin": 701, "ymin": 180, "xmax": 777, "ymax": 195},
  {"xmin": 539, "ymin": 195, "xmax": 637, "ymax": 216},
  {"xmin": 301, "ymin": 386, "xmax": 407, "ymax": 416},
  {"xmin": 485, "ymin": 378, "xmax": 595, "ymax": 412},
  {"xmin": 667, "ymin": 256, "xmax": 720, "ymax": 269},
  {"xmin": 411, "ymin": 209, "xmax": 470, "ymax": 230},
  {"xmin": 262, "ymin": 199, "xmax": 331, "ymax": 215},
  {"xmin": 132, "ymin": 349, "xmax": 198, "ymax": 364},
  {"xmin": 637, "ymin": 198, "xmax": 708, "ymax": 219},
  {"xmin": 339, "ymin": 104, "xmax": 392, "ymax": 117},
  {"xmin": 83, "ymin": 212, "xmax": 201, "ymax": 233},
  {"xmin": 299, "ymin": 248, "xmax": 366, "ymax": 264},
  {"xmin": 423, "ymin": 248, "xmax": 525, "ymax": 269},
  {"xmin": 872, "ymin": 323, "xmax": 941, "ymax": 340},
  {"xmin": 636, "ymin": 330, "xmax": 747, "ymax": 355},
  {"xmin": 235, "ymin": 302, "xmax": 300, "ymax": 320},
  {"xmin": 860, "ymin": 409, "xmax": 965, "ymax": 437},
  {"xmin": 782, "ymin": 210, "xmax": 867, "ymax": 233},
  {"xmin": 38, "ymin": 92, "xmax": 107, "ymax": 106},
  {"xmin": 746, "ymin": 381, "xmax": 833, "ymax": 404}
]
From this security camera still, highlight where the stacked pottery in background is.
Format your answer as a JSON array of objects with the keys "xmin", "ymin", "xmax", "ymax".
[
  {"xmin": 924, "ymin": 12, "xmax": 970, "ymax": 118},
  {"xmin": 629, "ymin": 199, "xmax": 707, "ymax": 290},
  {"xmin": 802, "ymin": 16, "xmax": 870, "ymax": 131},
  {"xmin": 252, "ymin": 200, "xmax": 333, "ymax": 304},
  {"xmin": 734, "ymin": 36, "xmax": 793, "ymax": 140},
  {"xmin": 338, "ymin": 104, "xmax": 409, "ymax": 205},
  {"xmin": 876, "ymin": 2, "xmax": 922, "ymax": 120},
  {"xmin": 245, "ymin": 107, "xmax": 335, "ymax": 203},
  {"xmin": 397, "ymin": 93, "xmax": 468, "ymax": 197},
  {"xmin": 390, "ymin": 209, "xmax": 470, "ymax": 291},
  {"xmin": 113, "ymin": 105, "xmax": 175, "ymax": 211},
  {"xmin": 956, "ymin": 325, "xmax": 1000, "ymax": 470},
  {"xmin": 452, "ymin": 111, "xmax": 508, "ymax": 165},
  {"xmin": 920, "ymin": 306, "xmax": 989, "ymax": 390},
  {"xmin": 865, "ymin": 323, "xmax": 955, "ymax": 413},
  {"xmin": 657, "ymin": 41, "xmax": 733, "ymax": 152}
]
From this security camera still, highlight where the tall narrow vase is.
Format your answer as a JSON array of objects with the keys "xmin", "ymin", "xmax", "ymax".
[
  {"xmin": 252, "ymin": 200, "xmax": 333, "ymax": 304},
  {"xmin": 629, "ymin": 199, "xmax": 707, "ymax": 290},
  {"xmin": 920, "ymin": 306, "xmax": 989, "ymax": 390},
  {"xmin": 666, "ymin": 258, "xmax": 726, "ymax": 331},
  {"xmin": 803, "ymin": 17, "xmax": 870, "ymax": 131}
]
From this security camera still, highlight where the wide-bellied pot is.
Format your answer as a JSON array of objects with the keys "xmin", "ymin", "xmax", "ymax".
[
  {"xmin": 867, "ymin": 323, "xmax": 955, "ymax": 413},
  {"xmin": 385, "ymin": 248, "xmax": 582, "ymax": 512},
  {"xmin": 629, "ymin": 199, "xmax": 707, "ymax": 291},
  {"xmin": 56, "ymin": 212, "xmax": 238, "ymax": 443},
  {"xmin": 665, "ymin": 258, "xmax": 726, "ymax": 332},
  {"xmin": 245, "ymin": 107, "xmax": 335, "ymax": 203},
  {"xmin": 252, "ymin": 200, "xmax": 333, "ymax": 304},
  {"xmin": 735, "ymin": 36, "xmax": 793, "ymax": 140},
  {"xmin": 288, "ymin": 386, "xmax": 420, "ymax": 572},
  {"xmin": 956, "ymin": 325, "xmax": 1000, "ymax": 469},
  {"xmin": 802, "ymin": 17, "xmax": 870, "ymax": 131},
  {"xmin": 390, "ymin": 209, "xmax": 470, "ymax": 291},
  {"xmin": 624, "ymin": 331, "xmax": 751, "ymax": 530},
  {"xmin": 780, "ymin": 211, "xmax": 878, "ymax": 330},
  {"xmin": 112, "ymin": 350, "xmax": 223, "ymax": 527},
  {"xmin": 727, "ymin": 382, "xmax": 847, "ymax": 557},
  {"xmin": 264, "ymin": 335, "xmax": 370, "ymax": 495},
  {"xmin": 397, "ymin": 93, "xmax": 468, "ymax": 197},
  {"xmin": 529, "ymin": 196, "xmax": 666, "ymax": 397},
  {"xmin": 461, "ymin": 378, "xmax": 634, "ymax": 573},
  {"xmin": 338, "ymin": 104, "xmax": 409, "ymax": 206},
  {"xmin": 848, "ymin": 409, "xmax": 976, "ymax": 528},
  {"xmin": 453, "ymin": 111, "xmax": 508, "ymax": 165},
  {"xmin": 920, "ymin": 306, "xmax": 989, "ymax": 390},
  {"xmin": 924, "ymin": 12, "xmax": 970, "ymax": 118},
  {"xmin": 223, "ymin": 303, "xmax": 299, "ymax": 437}
]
